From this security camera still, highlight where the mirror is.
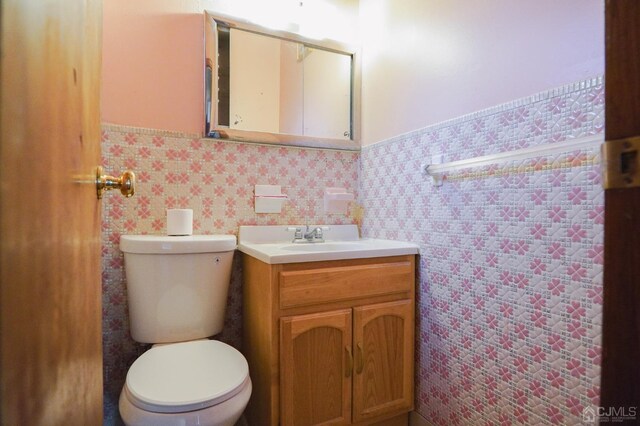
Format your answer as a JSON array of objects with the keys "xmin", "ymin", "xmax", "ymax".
[{"xmin": 204, "ymin": 12, "xmax": 360, "ymax": 150}]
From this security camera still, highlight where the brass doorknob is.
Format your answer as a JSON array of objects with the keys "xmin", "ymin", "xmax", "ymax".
[{"xmin": 96, "ymin": 166, "xmax": 135, "ymax": 199}]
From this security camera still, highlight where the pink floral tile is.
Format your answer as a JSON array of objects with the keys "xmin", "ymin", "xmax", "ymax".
[
  {"xmin": 102, "ymin": 75, "xmax": 604, "ymax": 425},
  {"xmin": 101, "ymin": 127, "xmax": 359, "ymax": 423},
  {"xmin": 360, "ymin": 76, "xmax": 604, "ymax": 425}
]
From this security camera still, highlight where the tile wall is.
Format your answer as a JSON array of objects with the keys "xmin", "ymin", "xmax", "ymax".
[
  {"xmin": 102, "ymin": 75, "xmax": 604, "ymax": 425},
  {"xmin": 359, "ymin": 77, "xmax": 604, "ymax": 425},
  {"xmin": 100, "ymin": 127, "xmax": 359, "ymax": 424}
]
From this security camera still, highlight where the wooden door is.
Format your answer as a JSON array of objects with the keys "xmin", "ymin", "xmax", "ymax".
[
  {"xmin": 352, "ymin": 300, "xmax": 413, "ymax": 423},
  {"xmin": 280, "ymin": 309, "xmax": 353, "ymax": 426},
  {"xmin": 600, "ymin": 0, "xmax": 640, "ymax": 412},
  {"xmin": 0, "ymin": 0, "xmax": 103, "ymax": 425}
]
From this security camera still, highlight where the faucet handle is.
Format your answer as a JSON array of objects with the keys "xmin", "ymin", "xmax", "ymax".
[
  {"xmin": 311, "ymin": 226, "xmax": 329, "ymax": 240},
  {"xmin": 286, "ymin": 226, "xmax": 304, "ymax": 240},
  {"xmin": 315, "ymin": 226, "xmax": 330, "ymax": 235},
  {"xmin": 314, "ymin": 226, "xmax": 330, "ymax": 242}
]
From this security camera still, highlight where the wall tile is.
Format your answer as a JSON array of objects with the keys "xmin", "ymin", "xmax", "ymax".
[
  {"xmin": 360, "ymin": 77, "xmax": 603, "ymax": 425},
  {"xmin": 102, "ymin": 75, "xmax": 604, "ymax": 425},
  {"xmin": 101, "ymin": 127, "xmax": 359, "ymax": 424}
]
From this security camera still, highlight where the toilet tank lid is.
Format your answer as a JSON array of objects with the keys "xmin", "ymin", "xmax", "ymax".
[{"xmin": 120, "ymin": 235, "xmax": 236, "ymax": 254}]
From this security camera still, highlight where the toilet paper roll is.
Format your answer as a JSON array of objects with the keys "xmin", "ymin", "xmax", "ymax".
[{"xmin": 167, "ymin": 209, "xmax": 193, "ymax": 236}]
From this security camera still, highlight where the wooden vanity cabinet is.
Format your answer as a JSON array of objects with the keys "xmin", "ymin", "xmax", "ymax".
[{"xmin": 243, "ymin": 254, "xmax": 416, "ymax": 426}]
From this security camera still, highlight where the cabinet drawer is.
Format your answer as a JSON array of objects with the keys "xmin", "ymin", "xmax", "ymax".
[{"xmin": 279, "ymin": 258, "xmax": 413, "ymax": 309}]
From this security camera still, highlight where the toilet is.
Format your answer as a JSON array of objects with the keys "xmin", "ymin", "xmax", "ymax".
[{"xmin": 118, "ymin": 235, "xmax": 251, "ymax": 426}]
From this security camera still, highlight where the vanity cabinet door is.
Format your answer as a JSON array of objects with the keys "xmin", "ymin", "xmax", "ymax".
[
  {"xmin": 352, "ymin": 300, "xmax": 414, "ymax": 423},
  {"xmin": 280, "ymin": 309, "xmax": 353, "ymax": 426}
]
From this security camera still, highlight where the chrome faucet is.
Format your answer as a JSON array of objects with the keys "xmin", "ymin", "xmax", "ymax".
[
  {"xmin": 287, "ymin": 225, "xmax": 329, "ymax": 243},
  {"xmin": 303, "ymin": 226, "xmax": 325, "ymax": 242}
]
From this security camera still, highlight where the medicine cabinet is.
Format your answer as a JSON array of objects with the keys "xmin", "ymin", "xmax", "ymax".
[{"xmin": 204, "ymin": 12, "xmax": 360, "ymax": 150}]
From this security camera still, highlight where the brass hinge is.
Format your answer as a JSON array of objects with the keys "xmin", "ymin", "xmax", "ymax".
[{"xmin": 602, "ymin": 136, "xmax": 640, "ymax": 189}]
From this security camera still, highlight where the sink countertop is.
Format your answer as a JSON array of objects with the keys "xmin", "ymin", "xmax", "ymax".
[{"xmin": 238, "ymin": 225, "xmax": 419, "ymax": 264}]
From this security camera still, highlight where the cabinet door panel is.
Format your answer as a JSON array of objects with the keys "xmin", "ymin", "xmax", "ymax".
[
  {"xmin": 281, "ymin": 309, "xmax": 352, "ymax": 426},
  {"xmin": 353, "ymin": 300, "xmax": 413, "ymax": 422}
]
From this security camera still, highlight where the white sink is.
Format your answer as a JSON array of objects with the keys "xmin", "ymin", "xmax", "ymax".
[
  {"xmin": 237, "ymin": 225, "xmax": 419, "ymax": 264},
  {"xmin": 279, "ymin": 242, "xmax": 371, "ymax": 252}
]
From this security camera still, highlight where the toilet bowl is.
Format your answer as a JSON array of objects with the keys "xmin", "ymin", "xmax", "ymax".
[
  {"xmin": 118, "ymin": 235, "xmax": 251, "ymax": 426},
  {"xmin": 119, "ymin": 340, "xmax": 251, "ymax": 426}
]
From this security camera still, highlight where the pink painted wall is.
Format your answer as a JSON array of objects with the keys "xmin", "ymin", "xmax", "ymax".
[
  {"xmin": 101, "ymin": 0, "xmax": 604, "ymax": 144},
  {"xmin": 359, "ymin": 0, "xmax": 605, "ymax": 145},
  {"xmin": 101, "ymin": 0, "xmax": 360, "ymax": 135},
  {"xmin": 101, "ymin": 1, "xmax": 204, "ymax": 134}
]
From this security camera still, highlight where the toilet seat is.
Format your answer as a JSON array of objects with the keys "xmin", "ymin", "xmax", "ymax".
[{"xmin": 124, "ymin": 340, "xmax": 249, "ymax": 414}]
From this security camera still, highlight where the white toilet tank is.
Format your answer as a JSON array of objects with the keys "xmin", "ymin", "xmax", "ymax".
[{"xmin": 120, "ymin": 235, "xmax": 236, "ymax": 344}]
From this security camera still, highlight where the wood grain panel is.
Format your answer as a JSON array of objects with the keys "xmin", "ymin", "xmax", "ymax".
[
  {"xmin": 362, "ymin": 316, "xmax": 404, "ymax": 400},
  {"xmin": 601, "ymin": 0, "xmax": 640, "ymax": 412},
  {"xmin": 280, "ymin": 260, "xmax": 412, "ymax": 309},
  {"xmin": 353, "ymin": 300, "xmax": 414, "ymax": 423},
  {"xmin": 0, "ymin": 0, "xmax": 103, "ymax": 424},
  {"xmin": 365, "ymin": 413, "xmax": 408, "ymax": 426},
  {"xmin": 242, "ymin": 254, "xmax": 281, "ymax": 425},
  {"xmin": 281, "ymin": 310, "xmax": 352, "ymax": 426},
  {"xmin": 281, "ymin": 256, "xmax": 412, "ymax": 272},
  {"xmin": 243, "ymin": 254, "xmax": 415, "ymax": 425}
]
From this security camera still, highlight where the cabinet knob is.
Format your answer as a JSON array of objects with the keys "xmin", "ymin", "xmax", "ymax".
[{"xmin": 356, "ymin": 342, "xmax": 364, "ymax": 374}]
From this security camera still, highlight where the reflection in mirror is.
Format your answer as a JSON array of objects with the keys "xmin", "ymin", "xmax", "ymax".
[
  {"xmin": 302, "ymin": 47, "xmax": 351, "ymax": 139},
  {"xmin": 204, "ymin": 12, "xmax": 360, "ymax": 150},
  {"xmin": 229, "ymin": 29, "xmax": 302, "ymax": 134},
  {"xmin": 279, "ymin": 42, "xmax": 304, "ymax": 136}
]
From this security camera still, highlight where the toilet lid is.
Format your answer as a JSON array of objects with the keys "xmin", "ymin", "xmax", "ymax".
[{"xmin": 125, "ymin": 340, "xmax": 249, "ymax": 413}]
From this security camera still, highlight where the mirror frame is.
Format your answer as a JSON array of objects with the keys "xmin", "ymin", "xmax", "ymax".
[{"xmin": 204, "ymin": 11, "xmax": 361, "ymax": 151}]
